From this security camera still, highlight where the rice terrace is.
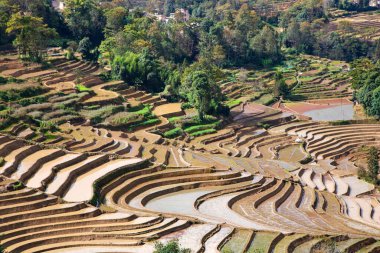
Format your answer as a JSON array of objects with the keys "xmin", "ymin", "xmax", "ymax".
[{"xmin": 1, "ymin": 0, "xmax": 380, "ymax": 252}]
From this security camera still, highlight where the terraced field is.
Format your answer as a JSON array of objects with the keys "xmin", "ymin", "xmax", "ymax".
[
  {"xmin": 290, "ymin": 56, "xmax": 352, "ymax": 101},
  {"xmin": 0, "ymin": 51, "xmax": 380, "ymax": 252},
  {"xmin": 330, "ymin": 12, "xmax": 380, "ymax": 41}
]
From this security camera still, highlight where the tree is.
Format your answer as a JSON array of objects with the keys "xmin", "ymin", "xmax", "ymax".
[
  {"xmin": 250, "ymin": 26, "xmax": 281, "ymax": 66},
  {"xmin": 6, "ymin": 12, "xmax": 57, "ymax": 62},
  {"xmin": 63, "ymin": 0, "xmax": 105, "ymax": 45},
  {"xmin": 104, "ymin": 6, "xmax": 128, "ymax": 34},
  {"xmin": 374, "ymin": 39, "xmax": 380, "ymax": 61},
  {"xmin": 273, "ymin": 72, "xmax": 290, "ymax": 99},
  {"xmin": 164, "ymin": 0, "xmax": 175, "ymax": 16},
  {"xmin": 368, "ymin": 86, "xmax": 380, "ymax": 117},
  {"xmin": 284, "ymin": 20, "xmax": 302, "ymax": 50},
  {"xmin": 182, "ymin": 70, "xmax": 212, "ymax": 120},
  {"xmin": 368, "ymin": 146, "xmax": 379, "ymax": 181},
  {"xmin": 77, "ymin": 37, "xmax": 93, "ymax": 60},
  {"xmin": 0, "ymin": 0, "xmax": 17, "ymax": 45}
]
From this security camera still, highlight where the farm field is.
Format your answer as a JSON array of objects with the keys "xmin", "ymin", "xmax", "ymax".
[{"xmin": 0, "ymin": 49, "xmax": 380, "ymax": 253}]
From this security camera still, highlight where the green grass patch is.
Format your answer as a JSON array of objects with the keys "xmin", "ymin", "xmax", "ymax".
[
  {"xmin": 226, "ymin": 99, "xmax": 242, "ymax": 108},
  {"xmin": 299, "ymin": 75, "xmax": 320, "ymax": 82},
  {"xmin": 163, "ymin": 127, "xmax": 183, "ymax": 138},
  {"xmin": 44, "ymin": 133, "xmax": 59, "ymax": 140},
  {"xmin": 184, "ymin": 121, "xmax": 220, "ymax": 134},
  {"xmin": 128, "ymin": 104, "xmax": 152, "ymax": 116},
  {"xmin": 253, "ymin": 93, "xmax": 275, "ymax": 105},
  {"xmin": 128, "ymin": 117, "xmax": 160, "ymax": 130},
  {"xmin": 168, "ymin": 116, "xmax": 185, "ymax": 123},
  {"xmin": 190, "ymin": 128, "xmax": 217, "ymax": 137},
  {"xmin": 76, "ymin": 84, "xmax": 92, "ymax": 92}
]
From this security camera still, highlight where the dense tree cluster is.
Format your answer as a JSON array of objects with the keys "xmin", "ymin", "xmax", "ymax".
[
  {"xmin": 1, "ymin": 0, "xmax": 380, "ymax": 118},
  {"xmin": 349, "ymin": 59, "xmax": 380, "ymax": 118},
  {"xmin": 281, "ymin": 0, "xmax": 373, "ymax": 61},
  {"xmin": 6, "ymin": 13, "xmax": 58, "ymax": 62}
]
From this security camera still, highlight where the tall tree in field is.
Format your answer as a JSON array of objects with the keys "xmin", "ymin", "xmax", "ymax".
[
  {"xmin": 6, "ymin": 12, "xmax": 57, "ymax": 62},
  {"xmin": 273, "ymin": 72, "xmax": 290, "ymax": 99},
  {"xmin": 183, "ymin": 70, "xmax": 212, "ymax": 120},
  {"xmin": 368, "ymin": 147, "xmax": 379, "ymax": 181}
]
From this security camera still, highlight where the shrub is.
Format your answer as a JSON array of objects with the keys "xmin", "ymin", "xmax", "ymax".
[
  {"xmin": 12, "ymin": 181, "xmax": 24, "ymax": 191},
  {"xmin": 37, "ymin": 120, "xmax": 58, "ymax": 132},
  {"xmin": 181, "ymin": 102, "xmax": 193, "ymax": 110},
  {"xmin": 330, "ymin": 120, "xmax": 351, "ymax": 125},
  {"xmin": 18, "ymin": 95, "xmax": 48, "ymax": 106},
  {"xmin": 0, "ymin": 84, "xmax": 48, "ymax": 102},
  {"xmin": 164, "ymin": 127, "xmax": 183, "ymax": 138},
  {"xmin": 154, "ymin": 240, "xmax": 190, "ymax": 253},
  {"xmin": 257, "ymin": 122, "xmax": 271, "ymax": 129},
  {"xmin": 300, "ymin": 155, "xmax": 313, "ymax": 164}
]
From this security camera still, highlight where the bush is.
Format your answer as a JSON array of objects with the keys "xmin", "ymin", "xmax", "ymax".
[
  {"xmin": 18, "ymin": 95, "xmax": 48, "ymax": 106},
  {"xmin": 330, "ymin": 120, "xmax": 351, "ymax": 125},
  {"xmin": 0, "ymin": 85, "xmax": 48, "ymax": 102},
  {"xmin": 12, "ymin": 181, "xmax": 24, "ymax": 191},
  {"xmin": 154, "ymin": 240, "xmax": 190, "ymax": 253},
  {"xmin": 256, "ymin": 122, "xmax": 271, "ymax": 129},
  {"xmin": 181, "ymin": 102, "xmax": 193, "ymax": 110},
  {"xmin": 300, "ymin": 155, "xmax": 313, "ymax": 164},
  {"xmin": 164, "ymin": 127, "xmax": 183, "ymax": 138}
]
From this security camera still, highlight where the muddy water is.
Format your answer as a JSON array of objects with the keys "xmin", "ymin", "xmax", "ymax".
[
  {"xmin": 278, "ymin": 145, "xmax": 307, "ymax": 163},
  {"xmin": 304, "ymin": 104, "xmax": 354, "ymax": 121}
]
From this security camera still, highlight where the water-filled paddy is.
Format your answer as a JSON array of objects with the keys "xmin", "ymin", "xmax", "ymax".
[
  {"xmin": 278, "ymin": 144, "xmax": 307, "ymax": 163},
  {"xmin": 145, "ymin": 189, "xmax": 213, "ymax": 217},
  {"xmin": 303, "ymin": 104, "xmax": 354, "ymax": 121}
]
